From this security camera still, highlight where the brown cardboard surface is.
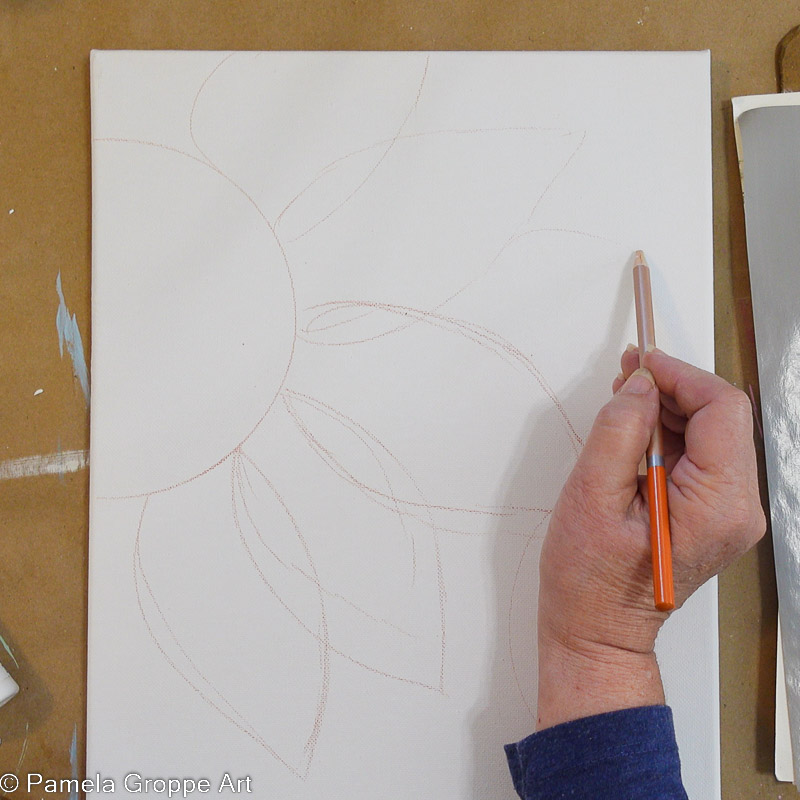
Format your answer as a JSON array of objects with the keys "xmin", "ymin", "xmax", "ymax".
[
  {"xmin": 778, "ymin": 25, "xmax": 800, "ymax": 92},
  {"xmin": 0, "ymin": 2, "xmax": 794, "ymax": 797}
]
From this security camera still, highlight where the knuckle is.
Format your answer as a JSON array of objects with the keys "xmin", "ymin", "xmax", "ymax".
[
  {"xmin": 593, "ymin": 403, "xmax": 621, "ymax": 432},
  {"xmin": 730, "ymin": 499, "xmax": 753, "ymax": 532},
  {"xmin": 723, "ymin": 387, "xmax": 754, "ymax": 424},
  {"xmin": 725, "ymin": 491, "xmax": 766, "ymax": 548},
  {"xmin": 595, "ymin": 397, "xmax": 646, "ymax": 437}
]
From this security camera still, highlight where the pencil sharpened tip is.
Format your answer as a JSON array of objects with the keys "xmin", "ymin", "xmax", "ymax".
[{"xmin": 634, "ymin": 250, "xmax": 647, "ymax": 267}]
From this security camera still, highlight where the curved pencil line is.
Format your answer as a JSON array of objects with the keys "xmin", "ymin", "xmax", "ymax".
[
  {"xmin": 284, "ymin": 389, "xmax": 551, "ymax": 537},
  {"xmin": 299, "ymin": 301, "xmax": 582, "ymax": 454},
  {"xmin": 298, "ymin": 309, "xmax": 570, "ymax": 458},
  {"xmin": 473, "ymin": 224, "xmax": 623, "ymax": 289},
  {"xmin": 296, "ymin": 128, "xmax": 590, "ymax": 345},
  {"xmin": 520, "ymin": 226, "xmax": 620, "ymax": 244},
  {"xmin": 231, "ymin": 452, "xmax": 330, "ymax": 762},
  {"xmin": 282, "ymin": 388, "xmax": 452, "ymax": 695},
  {"xmin": 508, "ymin": 511, "xmax": 552, "ymax": 722},
  {"xmin": 474, "ymin": 503, "xmax": 554, "ymax": 514},
  {"xmin": 301, "ymin": 223, "xmax": 614, "ymax": 339},
  {"xmin": 397, "ymin": 128, "xmax": 588, "ymax": 317},
  {"xmin": 274, "ymin": 124, "xmax": 573, "ymax": 231},
  {"xmin": 305, "ymin": 306, "xmax": 378, "ymax": 334},
  {"xmin": 285, "ymin": 389, "xmax": 550, "ymax": 519},
  {"xmin": 97, "ymin": 454, "xmax": 230, "ymax": 503},
  {"xmin": 234, "ymin": 451, "xmax": 418, "ymax": 636},
  {"xmin": 189, "ymin": 52, "xmax": 237, "ymax": 169},
  {"xmin": 238, "ymin": 449, "xmax": 445, "ymax": 694},
  {"xmin": 306, "ymin": 302, "xmax": 571, "ymax": 425},
  {"xmin": 291, "ymin": 564, "xmax": 420, "ymax": 640},
  {"xmin": 134, "ymin": 492, "xmax": 269, "ymax": 736},
  {"xmin": 234, "ymin": 460, "xmax": 291, "ymax": 571},
  {"xmin": 280, "ymin": 393, "xmax": 417, "ymax": 575},
  {"xmin": 96, "ymin": 136, "xmax": 215, "ymax": 169},
  {"xmin": 286, "ymin": 55, "xmax": 430, "ymax": 244},
  {"xmin": 92, "ymin": 136, "xmax": 298, "ymax": 500},
  {"xmin": 299, "ymin": 215, "xmax": 618, "ymax": 338},
  {"xmin": 422, "ymin": 523, "xmax": 535, "ymax": 538},
  {"xmin": 283, "ymin": 395, "xmax": 417, "ymax": 568},
  {"xmin": 300, "ymin": 303, "xmax": 522, "ymax": 373},
  {"xmin": 132, "ymin": 494, "xmax": 305, "ymax": 776},
  {"xmin": 525, "ymin": 130, "xmax": 587, "ymax": 225}
]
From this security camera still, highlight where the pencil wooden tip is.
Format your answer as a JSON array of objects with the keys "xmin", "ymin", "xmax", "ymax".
[{"xmin": 634, "ymin": 250, "xmax": 647, "ymax": 267}]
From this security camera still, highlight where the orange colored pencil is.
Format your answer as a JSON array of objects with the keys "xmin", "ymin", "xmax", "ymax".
[{"xmin": 633, "ymin": 250, "xmax": 675, "ymax": 612}]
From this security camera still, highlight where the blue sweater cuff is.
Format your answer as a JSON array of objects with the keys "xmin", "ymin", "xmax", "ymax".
[{"xmin": 504, "ymin": 705, "xmax": 688, "ymax": 800}]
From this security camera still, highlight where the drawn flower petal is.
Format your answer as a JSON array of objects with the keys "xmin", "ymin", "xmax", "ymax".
[
  {"xmin": 286, "ymin": 128, "xmax": 586, "ymax": 312},
  {"xmin": 134, "ymin": 466, "xmax": 328, "ymax": 777},
  {"xmin": 242, "ymin": 397, "xmax": 446, "ymax": 692},
  {"xmin": 189, "ymin": 53, "xmax": 432, "ymax": 234}
]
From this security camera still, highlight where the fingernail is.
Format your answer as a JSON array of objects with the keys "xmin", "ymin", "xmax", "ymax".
[
  {"xmin": 620, "ymin": 367, "xmax": 655, "ymax": 394},
  {"xmin": 625, "ymin": 343, "xmax": 638, "ymax": 353}
]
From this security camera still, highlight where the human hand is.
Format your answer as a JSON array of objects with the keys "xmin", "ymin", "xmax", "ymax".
[{"xmin": 535, "ymin": 348, "xmax": 765, "ymax": 729}]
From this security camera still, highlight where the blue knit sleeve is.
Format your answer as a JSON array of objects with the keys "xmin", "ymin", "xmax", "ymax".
[{"xmin": 504, "ymin": 705, "xmax": 689, "ymax": 800}]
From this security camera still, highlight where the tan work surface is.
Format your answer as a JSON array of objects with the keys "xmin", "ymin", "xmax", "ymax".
[{"xmin": 0, "ymin": 2, "xmax": 791, "ymax": 797}]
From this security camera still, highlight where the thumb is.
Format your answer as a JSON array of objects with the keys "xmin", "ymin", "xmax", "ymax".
[{"xmin": 569, "ymin": 368, "xmax": 660, "ymax": 513}]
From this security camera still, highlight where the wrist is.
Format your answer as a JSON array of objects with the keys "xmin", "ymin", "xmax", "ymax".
[
  {"xmin": 537, "ymin": 533, "xmax": 669, "ymax": 656},
  {"xmin": 536, "ymin": 614, "xmax": 665, "ymax": 731}
]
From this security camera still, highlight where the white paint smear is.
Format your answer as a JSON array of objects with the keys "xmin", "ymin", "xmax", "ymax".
[{"xmin": 0, "ymin": 449, "xmax": 89, "ymax": 480}]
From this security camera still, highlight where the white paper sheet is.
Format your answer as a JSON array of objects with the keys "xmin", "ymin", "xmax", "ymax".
[{"xmin": 89, "ymin": 50, "xmax": 716, "ymax": 799}]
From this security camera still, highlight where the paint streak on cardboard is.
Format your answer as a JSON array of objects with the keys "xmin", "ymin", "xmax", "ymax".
[{"xmin": 56, "ymin": 272, "xmax": 90, "ymax": 405}]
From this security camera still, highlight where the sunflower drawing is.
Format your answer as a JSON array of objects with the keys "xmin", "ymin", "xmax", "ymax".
[{"xmin": 89, "ymin": 51, "xmax": 623, "ymax": 782}]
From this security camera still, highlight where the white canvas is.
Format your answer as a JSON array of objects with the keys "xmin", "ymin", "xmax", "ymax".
[{"xmin": 88, "ymin": 50, "xmax": 716, "ymax": 798}]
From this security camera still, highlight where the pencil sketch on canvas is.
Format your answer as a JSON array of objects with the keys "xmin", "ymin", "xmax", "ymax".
[{"xmin": 89, "ymin": 50, "xmax": 717, "ymax": 799}]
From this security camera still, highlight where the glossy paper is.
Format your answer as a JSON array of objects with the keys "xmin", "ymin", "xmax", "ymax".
[{"xmin": 738, "ymin": 100, "xmax": 800, "ymax": 785}]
